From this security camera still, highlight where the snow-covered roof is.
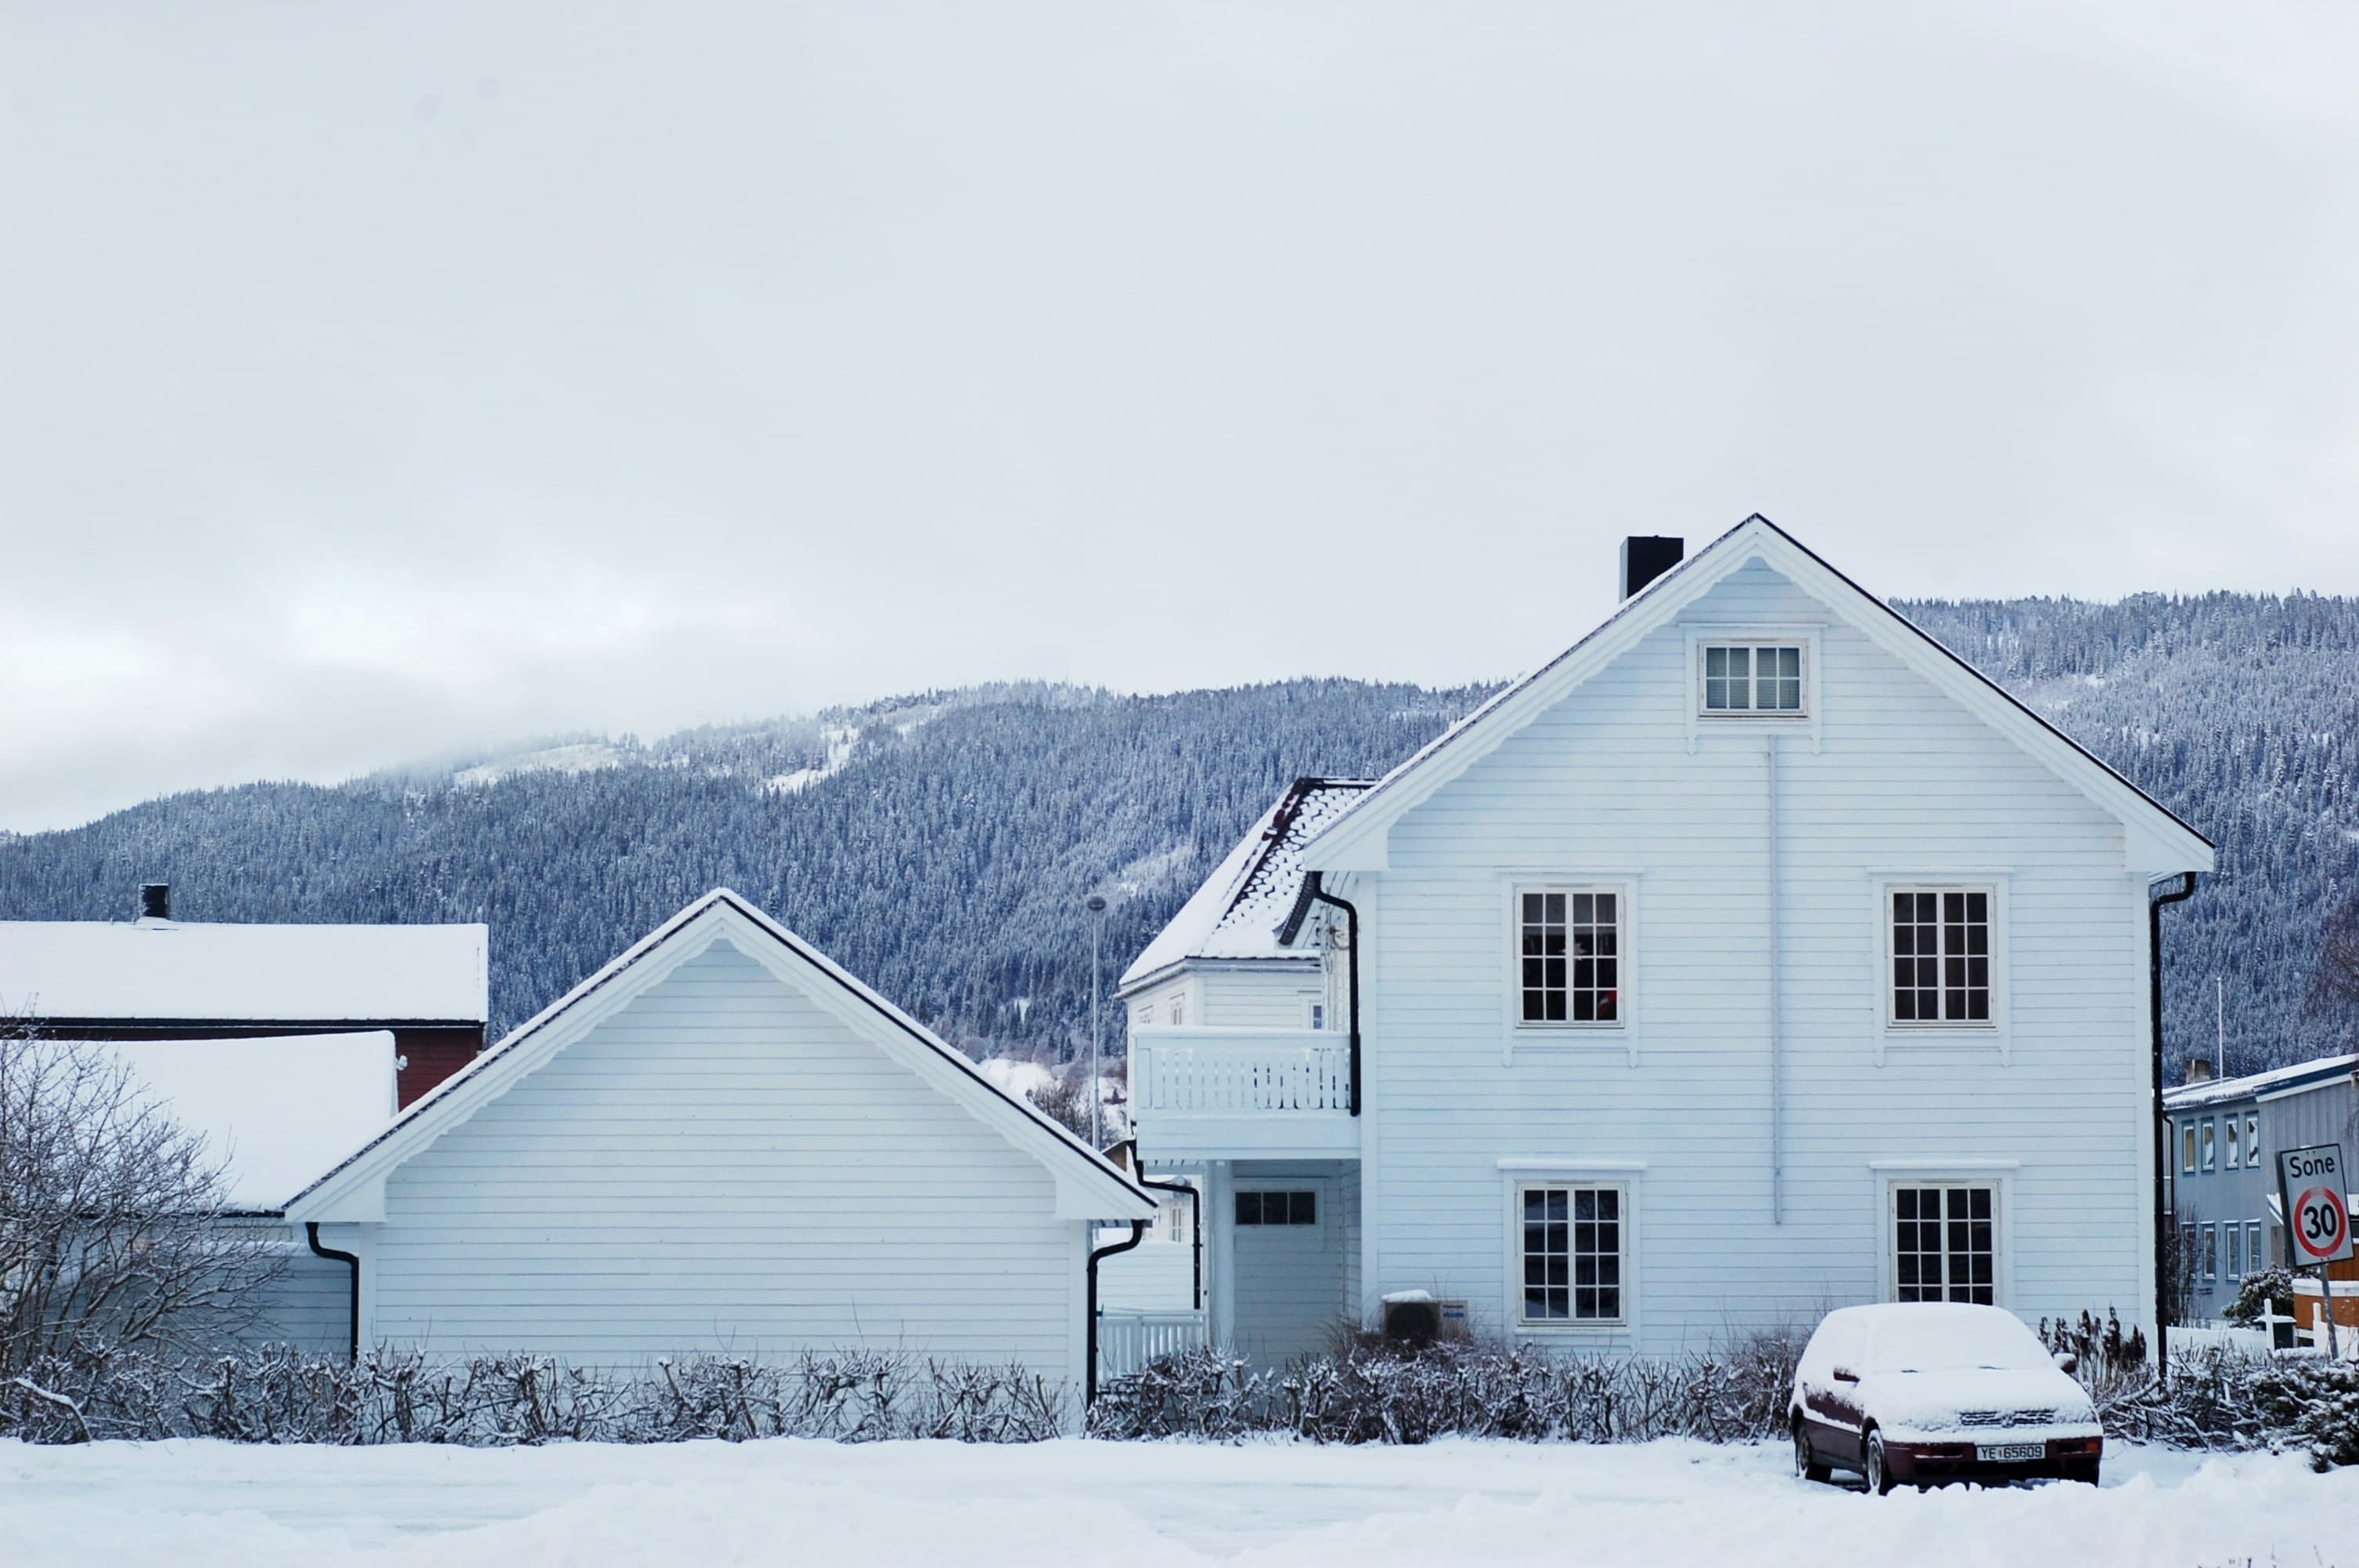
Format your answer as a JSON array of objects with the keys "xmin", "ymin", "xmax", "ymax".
[
  {"xmin": 2165, "ymin": 1053, "xmax": 2359, "ymax": 1112},
  {"xmin": 66, "ymin": 1033, "xmax": 396, "ymax": 1211},
  {"xmin": 0, "ymin": 919, "xmax": 489, "ymax": 1024},
  {"xmin": 1118, "ymin": 779, "xmax": 1372, "ymax": 992}
]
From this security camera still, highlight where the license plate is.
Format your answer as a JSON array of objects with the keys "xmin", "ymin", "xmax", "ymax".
[{"xmin": 1976, "ymin": 1442, "xmax": 2045, "ymax": 1463}]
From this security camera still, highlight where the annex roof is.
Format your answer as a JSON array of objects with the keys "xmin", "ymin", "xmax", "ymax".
[
  {"xmin": 1300, "ymin": 514, "xmax": 2216, "ymax": 877},
  {"xmin": 2164, "ymin": 1053, "xmax": 2358, "ymax": 1112},
  {"xmin": 285, "ymin": 889, "xmax": 1155, "ymax": 1225},
  {"xmin": 57, "ymin": 1033, "xmax": 396, "ymax": 1211},
  {"xmin": 1118, "ymin": 779, "xmax": 1372, "ymax": 993},
  {"xmin": 0, "ymin": 919, "xmax": 489, "ymax": 1025}
]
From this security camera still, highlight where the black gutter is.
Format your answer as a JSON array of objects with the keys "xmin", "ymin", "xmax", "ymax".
[
  {"xmin": 305, "ymin": 1222, "xmax": 362, "ymax": 1365},
  {"xmin": 1300, "ymin": 874, "xmax": 1363, "ymax": 1118},
  {"xmin": 2150, "ymin": 873, "xmax": 2197, "ymax": 1377},
  {"xmin": 1108, "ymin": 1140, "xmax": 1204, "ymax": 1311},
  {"xmin": 1085, "ymin": 1220, "xmax": 1148, "ymax": 1407}
]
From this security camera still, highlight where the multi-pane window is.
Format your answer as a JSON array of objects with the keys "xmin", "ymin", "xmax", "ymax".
[
  {"xmin": 1894, "ymin": 1185, "xmax": 1996, "ymax": 1305},
  {"xmin": 1520, "ymin": 1185, "xmax": 1623, "ymax": 1323},
  {"xmin": 1518, "ymin": 888, "xmax": 1619, "ymax": 1025},
  {"xmin": 1169, "ymin": 996, "xmax": 1186, "ymax": 1026},
  {"xmin": 1700, "ymin": 644, "xmax": 1805, "ymax": 714},
  {"xmin": 1234, "ymin": 1190, "xmax": 1316, "ymax": 1226},
  {"xmin": 2246, "ymin": 1115, "xmax": 2261, "ymax": 1167},
  {"xmin": 2201, "ymin": 1120, "xmax": 2216, "ymax": 1173},
  {"xmin": 1890, "ymin": 890, "xmax": 1993, "ymax": 1024}
]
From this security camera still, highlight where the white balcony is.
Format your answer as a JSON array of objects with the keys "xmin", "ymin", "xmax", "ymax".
[{"xmin": 1129, "ymin": 1027, "xmax": 1358, "ymax": 1160}]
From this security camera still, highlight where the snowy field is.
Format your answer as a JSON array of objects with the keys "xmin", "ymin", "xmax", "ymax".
[{"xmin": 2, "ymin": 1436, "xmax": 2350, "ymax": 1567}]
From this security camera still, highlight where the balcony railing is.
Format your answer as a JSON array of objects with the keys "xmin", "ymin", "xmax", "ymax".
[
  {"xmin": 1133, "ymin": 1034, "xmax": 1352, "ymax": 1113},
  {"xmin": 1129, "ymin": 1028, "xmax": 1358, "ymax": 1158},
  {"xmin": 1096, "ymin": 1308, "xmax": 1207, "ymax": 1379}
]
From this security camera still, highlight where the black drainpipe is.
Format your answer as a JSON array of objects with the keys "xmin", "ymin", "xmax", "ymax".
[
  {"xmin": 1302, "ymin": 873, "xmax": 1363, "ymax": 1118},
  {"xmin": 2150, "ymin": 873, "xmax": 2197, "ymax": 1377},
  {"xmin": 306, "ymin": 1221, "xmax": 362, "ymax": 1365},
  {"xmin": 1085, "ymin": 1219, "xmax": 1148, "ymax": 1407}
]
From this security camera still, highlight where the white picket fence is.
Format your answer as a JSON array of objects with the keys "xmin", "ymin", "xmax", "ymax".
[{"xmin": 1097, "ymin": 1309, "xmax": 1207, "ymax": 1378}]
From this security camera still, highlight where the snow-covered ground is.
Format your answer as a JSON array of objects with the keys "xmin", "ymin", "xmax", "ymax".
[{"xmin": 2, "ymin": 1437, "xmax": 2349, "ymax": 1567}]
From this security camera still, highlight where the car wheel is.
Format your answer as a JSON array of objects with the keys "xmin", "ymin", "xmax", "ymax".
[
  {"xmin": 1793, "ymin": 1417, "xmax": 1832, "ymax": 1483},
  {"xmin": 2062, "ymin": 1459, "xmax": 2101, "ymax": 1487},
  {"xmin": 1863, "ymin": 1428, "xmax": 1898, "ymax": 1496}
]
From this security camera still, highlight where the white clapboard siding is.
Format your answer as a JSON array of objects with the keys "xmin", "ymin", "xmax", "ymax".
[
  {"xmin": 368, "ymin": 940, "xmax": 1081, "ymax": 1377},
  {"xmin": 1230, "ymin": 1162, "xmax": 1359, "ymax": 1365},
  {"xmin": 1362, "ymin": 558, "xmax": 2155, "ymax": 1351}
]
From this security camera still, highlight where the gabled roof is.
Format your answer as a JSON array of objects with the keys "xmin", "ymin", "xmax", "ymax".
[
  {"xmin": 1118, "ymin": 778, "xmax": 1372, "ymax": 993},
  {"xmin": 2165, "ymin": 1053, "xmax": 2359, "ymax": 1112},
  {"xmin": 0, "ymin": 918, "xmax": 488, "ymax": 1025},
  {"xmin": 1302, "ymin": 514, "xmax": 2216, "ymax": 876},
  {"xmin": 285, "ymin": 890, "xmax": 1155, "ymax": 1224}
]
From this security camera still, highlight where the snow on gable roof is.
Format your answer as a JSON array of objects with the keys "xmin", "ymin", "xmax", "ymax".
[
  {"xmin": 285, "ymin": 890, "xmax": 1155, "ymax": 1225},
  {"xmin": 1118, "ymin": 779, "xmax": 1372, "ymax": 992},
  {"xmin": 2165, "ymin": 1053, "xmax": 2359, "ymax": 1112},
  {"xmin": 0, "ymin": 919, "xmax": 489, "ymax": 1025},
  {"xmin": 1301, "ymin": 514, "xmax": 2215, "ymax": 876},
  {"xmin": 62, "ymin": 1033, "xmax": 396, "ymax": 1212}
]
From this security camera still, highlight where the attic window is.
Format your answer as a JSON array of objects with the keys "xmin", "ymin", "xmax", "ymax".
[{"xmin": 1700, "ymin": 644, "xmax": 1805, "ymax": 716}]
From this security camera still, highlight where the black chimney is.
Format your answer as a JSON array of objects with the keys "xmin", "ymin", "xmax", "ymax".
[
  {"xmin": 138, "ymin": 883, "xmax": 171, "ymax": 921},
  {"xmin": 1619, "ymin": 536, "xmax": 1684, "ymax": 600}
]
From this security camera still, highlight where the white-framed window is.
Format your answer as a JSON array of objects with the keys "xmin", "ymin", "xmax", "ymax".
[
  {"xmin": 1515, "ymin": 886, "xmax": 1622, "ymax": 1025},
  {"xmin": 1516, "ymin": 1183, "xmax": 1626, "ymax": 1324},
  {"xmin": 2203, "ymin": 1224, "xmax": 2219, "ymax": 1281},
  {"xmin": 2249, "ymin": 1221, "xmax": 2266, "ymax": 1274},
  {"xmin": 2226, "ymin": 1123, "xmax": 2241, "ymax": 1171},
  {"xmin": 1698, "ymin": 642, "xmax": 1806, "ymax": 717},
  {"xmin": 1169, "ymin": 995, "xmax": 1186, "ymax": 1026},
  {"xmin": 1306, "ymin": 999, "xmax": 1326, "ymax": 1031},
  {"xmin": 2227, "ymin": 1222, "xmax": 2244, "ymax": 1279},
  {"xmin": 1888, "ymin": 887, "xmax": 1995, "ymax": 1025},
  {"xmin": 1892, "ymin": 1183, "xmax": 1997, "ymax": 1305},
  {"xmin": 2181, "ymin": 1221, "xmax": 2199, "ymax": 1280},
  {"xmin": 2181, "ymin": 1122, "xmax": 2197, "ymax": 1174},
  {"xmin": 2246, "ymin": 1114, "xmax": 2260, "ymax": 1167},
  {"xmin": 1134, "ymin": 1002, "xmax": 1153, "ymax": 1029},
  {"xmin": 2201, "ymin": 1120, "xmax": 2216, "ymax": 1173}
]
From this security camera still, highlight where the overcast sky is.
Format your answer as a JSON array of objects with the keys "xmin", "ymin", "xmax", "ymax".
[{"xmin": 5, "ymin": 2, "xmax": 2358, "ymax": 833}]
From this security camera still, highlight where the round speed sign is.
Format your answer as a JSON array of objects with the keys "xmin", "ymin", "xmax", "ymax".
[{"xmin": 2293, "ymin": 1185, "xmax": 2353, "ymax": 1264}]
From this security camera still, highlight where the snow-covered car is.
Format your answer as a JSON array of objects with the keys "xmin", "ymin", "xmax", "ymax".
[{"xmin": 1789, "ymin": 1303, "xmax": 2103, "ymax": 1493}]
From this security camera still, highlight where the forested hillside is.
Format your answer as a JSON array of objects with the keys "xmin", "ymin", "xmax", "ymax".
[{"xmin": 2, "ymin": 594, "xmax": 2354, "ymax": 1077}]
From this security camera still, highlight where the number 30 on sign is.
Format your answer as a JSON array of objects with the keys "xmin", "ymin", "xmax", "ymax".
[{"xmin": 2277, "ymin": 1144, "xmax": 2356, "ymax": 1265}]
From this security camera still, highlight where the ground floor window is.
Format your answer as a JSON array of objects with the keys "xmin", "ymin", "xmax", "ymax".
[
  {"xmin": 1519, "ymin": 1184, "xmax": 1623, "ymax": 1323},
  {"xmin": 1893, "ymin": 1185, "xmax": 1996, "ymax": 1305},
  {"xmin": 1235, "ymin": 1190, "xmax": 1316, "ymax": 1226}
]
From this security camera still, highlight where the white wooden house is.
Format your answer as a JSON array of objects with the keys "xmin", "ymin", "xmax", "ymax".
[
  {"xmin": 1122, "ymin": 515, "xmax": 2214, "ymax": 1371},
  {"xmin": 284, "ymin": 890, "xmax": 1155, "ymax": 1415}
]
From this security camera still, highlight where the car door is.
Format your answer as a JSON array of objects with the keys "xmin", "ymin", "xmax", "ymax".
[{"xmin": 1804, "ymin": 1316, "xmax": 1867, "ymax": 1468}]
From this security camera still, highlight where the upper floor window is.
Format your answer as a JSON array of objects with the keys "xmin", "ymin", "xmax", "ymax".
[
  {"xmin": 1518, "ymin": 887, "xmax": 1619, "ymax": 1025},
  {"xmin": 2181, "ymin": 1122, "xmax": 2197, "ymax": 1175},
  {"xmin": 2200, "ymin": 1120, "xmax": 2216, "ymax": 1173},
  {"xmin": 1890, "ymin": 888, "xmax": 1993, "ymax": 1025},
  {"xmin": 1169, "ymin": 995, "xmax": 1186, "ymax": 1026},
  {"xmin": 2226, "ymin": 1123, "xmax": 2242, "ymax": 1171},
  {"xmin": 2245, "ymin": 1114, "xmax": 2260, "ymax": 1167},
  {"xmin": 1700, "ymin": 644, "xmax": 1805, "ymax": 716}
]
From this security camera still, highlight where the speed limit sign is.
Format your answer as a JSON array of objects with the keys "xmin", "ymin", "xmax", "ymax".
[{"xmin": 2277, "ymin": 1144, "xmax": 2356, "ymax": 1266}]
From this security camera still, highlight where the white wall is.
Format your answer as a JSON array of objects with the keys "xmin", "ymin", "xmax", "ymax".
[
  {"xmin": 365, "ymin": 939, "xmax": 1088, "ymax": 1382},
  {"xmin": 1360, "ymin": 558, "xmax": 2153, "ymax": 1353},
  {"xmin": 1125, "ymin": 964, "xmax": 1325, "ymax": 1040}
]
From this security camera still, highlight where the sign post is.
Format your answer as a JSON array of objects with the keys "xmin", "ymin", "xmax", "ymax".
[{"xmin": 2276, "ymin": 1143, "xmax": 2355, "ymax": 1359}]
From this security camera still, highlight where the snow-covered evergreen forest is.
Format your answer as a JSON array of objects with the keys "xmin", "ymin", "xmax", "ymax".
[{"xmin": 2, "ymin": 594, "xmax": 2353, "ymax": 1078}]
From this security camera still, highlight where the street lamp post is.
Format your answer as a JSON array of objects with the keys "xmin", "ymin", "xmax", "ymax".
[{"xmin": 1086, "ymin": 895, "xmax": 1107, "ymax": 1150}]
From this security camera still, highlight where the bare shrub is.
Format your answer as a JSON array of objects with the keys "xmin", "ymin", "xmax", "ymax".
[{"xmin": 1, "ymin": 1023, "xmax": 284, "ymax": 1430}]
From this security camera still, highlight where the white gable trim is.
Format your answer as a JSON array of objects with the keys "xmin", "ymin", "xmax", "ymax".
[
  {"xmin": 1303, "ymin": 515, "xmax": 2215, "ymax": 876},
  {"xmin": 286, "ymin": 889, "xmax": 1155, "ymax": 1225}
]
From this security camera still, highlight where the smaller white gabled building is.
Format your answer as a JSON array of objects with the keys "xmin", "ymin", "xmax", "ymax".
[{"xmin": 285, "ymin": 890, "xmax": 1155, "ymax": 1418}]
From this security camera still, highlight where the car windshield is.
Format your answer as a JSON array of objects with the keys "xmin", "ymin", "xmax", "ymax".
[{"xmin": 1866, "ymin": 1312, "xmax": 2047, "ymax": 1374}]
